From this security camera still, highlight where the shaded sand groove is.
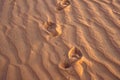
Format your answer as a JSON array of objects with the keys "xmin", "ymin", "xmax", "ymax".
[{"xmin": 0, "ymin": 0, "xmax": 120, "ymax": 80}]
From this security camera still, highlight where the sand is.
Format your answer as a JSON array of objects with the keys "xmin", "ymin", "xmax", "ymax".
[{"xmin": 0, "ymin": 0, "xmax": 120, "ymax": 80}]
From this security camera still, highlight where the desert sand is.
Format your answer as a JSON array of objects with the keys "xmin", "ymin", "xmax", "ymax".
[{"xmin": 0, "ymin": 0, "xmax": 120, "ymax": 80}]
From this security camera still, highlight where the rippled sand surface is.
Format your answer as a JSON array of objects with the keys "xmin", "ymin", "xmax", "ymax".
[{"xmin": 0, "ymin": 0, "xmax": 120, "ymax": 80}]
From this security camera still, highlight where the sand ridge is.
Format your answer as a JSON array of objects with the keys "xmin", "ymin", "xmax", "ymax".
[{"xmin": 0, "ymin": 0, "xmax": 120, "ymax": 80}]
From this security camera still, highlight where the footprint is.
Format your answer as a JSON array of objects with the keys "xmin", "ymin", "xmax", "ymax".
[
  {"xmin": 43, "ymin": 21, "xmax": 59, "ymax": 37},
  {"xmin": 68, "ymin": 47, "xmax": 83, "ymax": 63},
  {"xmin": 59, "ymin": 47, "xmax": 82, "ymax": 70},
  {"xmin": 56, "ymin": 0, "xmax": 70, "ymax": 11}
]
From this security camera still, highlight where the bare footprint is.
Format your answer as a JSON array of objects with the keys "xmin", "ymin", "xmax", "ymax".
[
  {"xmin": 43, "ymin": 21, "xmax": 61, "ymax": 37},
  {"xmin": 68, "ymin": 47, "xmax": 83, "ymax": 63},
  {"xmin": 56, "ymin": 0, "xmax": 70, "ymax": 11}
]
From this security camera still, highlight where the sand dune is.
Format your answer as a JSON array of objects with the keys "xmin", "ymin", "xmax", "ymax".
[{"xmin": 0, "ymin": 0, "xmax": 120, "ymax": 80}]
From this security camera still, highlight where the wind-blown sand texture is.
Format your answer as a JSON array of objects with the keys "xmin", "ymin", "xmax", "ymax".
[{"xmin": 0, "ymin": 0, "xmax": 120, "ymax": 80}]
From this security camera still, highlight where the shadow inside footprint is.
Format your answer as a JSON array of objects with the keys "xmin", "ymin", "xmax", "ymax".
[
  {"xmin": 68, "ymin": 47, "xmax": 83, "ymax": 63},
  {"xmin": 56, "ymin": 0, "xmax": 70, "ymax": 11},
  {"xmin": 59, "ymin": 59, "xmax": 71, "ymax": 70},
  {"xmin": 44, "ymin": 22, "xmax": 58, "ymax": 36}
]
